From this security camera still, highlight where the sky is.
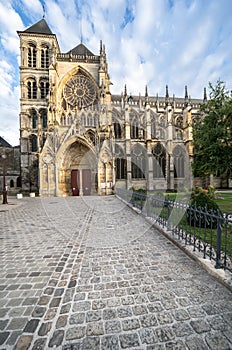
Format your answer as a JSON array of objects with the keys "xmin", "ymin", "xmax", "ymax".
[{"xmin": 0, "ymin": 0, "xmax": 232, "ymax": 146}]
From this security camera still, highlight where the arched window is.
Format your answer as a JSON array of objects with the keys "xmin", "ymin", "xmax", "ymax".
[
  {"xmin": 131, "ymin": 144, "xmax": 146, "ymax": 179},
  {"xmin": 159, "ymin": 116, "xmax": 165, "ymax": 127},
  {"xmin": 28, "ymin": 44, "xmax": 36, "ymax": 67},
  {"xmin": 40, "ymin": 81, "xmax": 49, "ymax": 99},
  {"xmin": 130, "ymin": 119, "xmax": 139, "ymax": 139},
  {"xmin": 61, "ymin": 115, "xmax": 66, "ymax": 126},
  {"xmin": 94, "ymin": 114, "xmax": 98, "ymax": 127},
  {"xmin": 27, "ymin": 80, "xmax": 37, "ymax": 99},
  {"xmin": 41, "ymin": 111, "xmax": 47, "ymax": 128},
  {"xmin": 17, "ymin": 176, "xmax": 22, "ymax": 187},
  {"xmin": 176, "ymin": 116, "xmax": 183, "ymax": 128},
  {"xmin": 159, "ymin": 128, "xmax": 165, "ymax": 139},
  {"xmin": 115, "ymin": 145, "xmax": 126, "ymax": 179},
  {"xmin": 41, "ymin": 47, "xmax": 49, "ymax": 68},
  {"xmin": 114, "ymin": 122, "xmax": 122, "ymax": 139},
  {"xmin": 152, "ymin": 143, "xmax": 166, "ymax": 178},
  {"xmin": 31, "ymin": 135, "xmax": 37, "ymax": 152},
  {"xmin": 176, "ymin": 129, "xmax": 183, "ymax": 140},
  {"xmin": 86, "ymin": 130, "xmax": 96, "ymax": 145},
  {"xmin": 150, "ymin": 114, "xmax": 156, "ymax": 139},
  {"xmin": 173, "ymin": 146, "xmax": 185, "ymax": 178},
  {"xmin": 31, "ymin": 110, "xmax": 37, "ymax": 129},
  {"xmin": 81, "ymin": 113, "xmax": 86, "ymax": 126},
  {"xmin": 10, "ymin": 179, "xmax": 14, "ymax": 188},
  {"xmin": 87, "ymin": 114, "xmax": 93, "ymax": 126}
]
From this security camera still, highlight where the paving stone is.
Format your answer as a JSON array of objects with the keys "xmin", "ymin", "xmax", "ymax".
[
  {"xmin": 122, "ymin": 318, "xmax": 140, "ymax": 331},
  {"xmin": 117, "ymin": 306, "xmax": 133, "ymax": 318},
  {"xmin": 32, "ymin": 306, "xmax": 46, "ymax": 318},
  {"xmin": 207, "ymin": 315, "xmax": 229, "ymax": 331},
  {"xmin": 105, "ymin": 320, "xmax": 122, "ymax": 334},
  {"xmin": 86, "ymin": 322, "xmax": 104, "ymax": 336},
  {"xmin": 139, "ymin": 314, "xmax": 158, "ymax": 327},
  {"xmin": 81, "ymin": 336, "xmax": 100, "ymax": 349},
  {"xmin": 31, "ymin": 338, "xmax": 47, "ymax": 350},
  {"xmin": 0, "ymin": 320, "xmax": 9, "ymax": 330},
  {"xmin": 49, "ymin": 297, "xmax": 61, "ymax": 307},
  {"xmin": 173, "ymin": 322, "xmax": 193, "ymax": 337},
  {"xmin": 190, "ymin": 319, "xmax": 211, "ymax": 334},
  {"xmin": 0, "ymin": 331, "xmax": 10, "ymax": 346},
  {"xmin": 139, "ymin": 328, "xmax": 157, "ymax": 344},
  {"xmin": 155, "ymin": 327, "xmax": 175, "ymax": 342},
  {"xmin": 65, "ymin": 326, "xmax": 85, "ymax": 341},
  {"xmin": 92, "ymin": 300, "xmax": 107, "ymax": 310},
  {"xmin": 23, "ymin": 319, "xmax": 39, "ymax": 333},
  {"xmin": 38, "ymin": 322, "xmax": 52, "ymax": 336},
  {"xmin": 86, "ymin": 310, "xmax": 102, "ymax": 322},
  {"xmin": 7, "ymin": 317, "xmax": 28, "ymax": 330},
  {"xmin": 73, "ymin": 301, "xmax": 91, "ymax": 312},
  {"xmin": 119, "ymin": 332, "xmax": 140, "ymax": 348},
  {"xmin": 185, "ymin": 336, "xmax": 208, "ymax": 350},
  {"xmin": 56, "ymin": 315, "xmax": 68, "ymax": 328},
  {"xmin": 15, "ymin": 335, "xmax": 33, "ymax": 350},
  {"xmin": 103, "ymin": 308, "xmax": 117, "ymax": 320},
  {"xmin": 48, "ymin": 329, "xmax": 64, "ymax": 347},
  {"xmin": 60, "ymin": 303, "xmax": 71, "ymax": 314},
  {"xmin": 166, "ymin": 340, "xmax": 186, "ymax": 349},
  {"xmin": 133, "ymin": 304, "xmax": 148, "ymax": 315},
  {"xmin": 74, "ymin": 292, "xmax": 86, "ymax": 301},
  {"xmin": 101, "ymin": 335, "xmax": 119, "ymax": 350},
  {"xmin": 38, "ymin": 295, "xmax": 51, "ymax": 305},
  {"xmin": 44, "ymin": 307, "xmax": 57, "ymax": 320},
  {"xmin": 205, "ymin": 334, "xmax": 231, "ymax": 350}
]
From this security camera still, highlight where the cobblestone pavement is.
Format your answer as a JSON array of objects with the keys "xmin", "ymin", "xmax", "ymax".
[{"xmin": 0, "ymin": 196, "xmax": 231, "ymax": 350}]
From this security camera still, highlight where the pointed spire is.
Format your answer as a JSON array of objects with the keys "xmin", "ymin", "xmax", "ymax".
[
  {"xmin": 145, "ymin": 85, "xmax": 148, "ymax": 98},
  {"xmin": 203, "ymin": 87, "xmax": 207, "ymax": 102},
  {"xmin": 185, "ymin": 85, "xmax": 188, "ymax": 99},
  {"xmin": 165, "ymin": 85, "xmax": 169, "ymax": 99},
  {"xmin": 145, "ymin": 85, "xmax": 149, "ymax": 106},
  {"xmin": 124, "ymin": 84, "xmax": 127, "ymax": 97},
  {"xmin": 100, "ymin": 40, "xmax": 102, "ymax": 53}
]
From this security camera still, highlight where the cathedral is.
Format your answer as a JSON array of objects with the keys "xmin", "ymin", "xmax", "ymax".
[{"xmin": 17, "ymin": 18, "xmax": 205, "ymax": 197}]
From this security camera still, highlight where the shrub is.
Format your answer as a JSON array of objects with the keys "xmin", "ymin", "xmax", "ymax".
[{"xmin": 187, "ymin": 192, "xmax": 221, "ymax": 228}]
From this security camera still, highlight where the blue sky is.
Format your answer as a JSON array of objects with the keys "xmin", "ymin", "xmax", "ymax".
[{"xmin": 0, "ymin": 0, "xmax": 232, "ymax": 146}]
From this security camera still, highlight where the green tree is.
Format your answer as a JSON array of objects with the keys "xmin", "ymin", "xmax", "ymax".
[{"xmin": 192, "ymin": 80, "xmax": 232, "ymax": 187}]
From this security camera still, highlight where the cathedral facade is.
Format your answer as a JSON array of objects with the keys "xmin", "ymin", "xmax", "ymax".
[{"xmin": 17, "ymin": 18, "xmax": 205, "ymax": 197}]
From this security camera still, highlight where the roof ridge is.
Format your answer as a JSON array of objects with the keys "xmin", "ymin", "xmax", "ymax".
[{"xmin": 24, "ymin": 18, "xmax": 53, "ymax": 35}]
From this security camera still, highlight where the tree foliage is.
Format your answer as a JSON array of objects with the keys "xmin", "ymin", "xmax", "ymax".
[{"xmin": 192, "ymin": 80, "xmax": 232, "ymax": 181}]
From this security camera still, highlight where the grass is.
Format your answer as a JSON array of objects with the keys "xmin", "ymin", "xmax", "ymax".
[
  {"xmin": 165, "ymin": 192, "xmax": 232, "ymax": 215},
  {"xmin": 151, "ymin": 205, "xmax": 232, "ymax": 261},
  {"xmin": 214, "ymin": 192, "xmax": 232, "ymax": 215}
]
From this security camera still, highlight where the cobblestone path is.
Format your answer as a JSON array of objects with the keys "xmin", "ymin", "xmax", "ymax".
[{"xmin": 0, "ymin": 196, "xmax": 231, "ymax": 350}]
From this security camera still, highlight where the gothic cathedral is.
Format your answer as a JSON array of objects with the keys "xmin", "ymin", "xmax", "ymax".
[{"xmin": 17, "ymin": 18, "xmax": 205, "ymax": 196}]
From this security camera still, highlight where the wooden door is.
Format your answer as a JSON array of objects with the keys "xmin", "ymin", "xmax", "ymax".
[
  {"xmin": 82, "ymin": 169, "xmax": 91, "ymax": 195},
  {"xmin": 71, "ymin": 170, "xmax": 80, "ymax": 196}
]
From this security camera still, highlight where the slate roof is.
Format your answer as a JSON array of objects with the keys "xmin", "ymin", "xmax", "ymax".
[
  {"xmin": 24, "ymin": 18, "xmax": 53, "ymax": 35},
  {"xmin": 0, "ymin": 137, "xmax": 12, "ymax": 148},
  {"xmin": 67, "ymin": 43, "xmax": 95, "ymax": 56}
]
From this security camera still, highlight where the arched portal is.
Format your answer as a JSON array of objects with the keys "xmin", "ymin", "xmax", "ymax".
[{"xmin": 58, "ymin": 140, "xmax": 97, "ymax": 196}]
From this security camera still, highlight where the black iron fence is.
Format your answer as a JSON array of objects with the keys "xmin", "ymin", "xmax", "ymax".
[{"xmin": 116, "ymin": 188, "xmax": 232, "ymax": 272}]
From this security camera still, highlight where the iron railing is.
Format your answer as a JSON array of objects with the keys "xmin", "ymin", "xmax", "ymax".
[{"xmin": 116, "ymin": 188, "xmax": 232, "ymax": 272}]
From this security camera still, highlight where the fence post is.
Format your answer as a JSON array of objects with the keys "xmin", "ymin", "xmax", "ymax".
[
  {"xmin": 146, "ymin": 195, "xmax": 151, "ymax": 217},
  {"xmin": 167, "ymin": 199, "xmax": 171, "ymax": 231},
  {"xmin": 215, "ymin": 209, "xmax": 222, "ymax": 269}
]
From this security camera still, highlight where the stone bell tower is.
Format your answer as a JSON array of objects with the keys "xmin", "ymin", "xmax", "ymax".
[{"xmin": 17, "ymin": 18, "xmax": 59, "ymax": 193}]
